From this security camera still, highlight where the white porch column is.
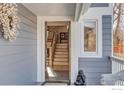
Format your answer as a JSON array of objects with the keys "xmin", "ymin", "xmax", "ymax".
[{"xmin": 70, "ymin": 22, "xmax": 81, "ymax": 84}]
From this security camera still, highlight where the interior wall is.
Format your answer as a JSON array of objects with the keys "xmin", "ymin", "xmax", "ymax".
[
  {"xmin": 56, "ymin": 26, "xmax": 68, "ymax": 42},
  {"xmin": 0, "ymin": 4, "xmax": 37, "ymax": 85}
]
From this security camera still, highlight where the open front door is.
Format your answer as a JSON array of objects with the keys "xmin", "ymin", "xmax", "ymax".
[{"xmin": 45, "ymin": 21, "xmax": 70, "ymax": 83}]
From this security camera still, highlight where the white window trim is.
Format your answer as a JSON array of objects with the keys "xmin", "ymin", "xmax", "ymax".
[{"xmin": 80, "ymin": 19, "xmax": 102, "ymax": 58}]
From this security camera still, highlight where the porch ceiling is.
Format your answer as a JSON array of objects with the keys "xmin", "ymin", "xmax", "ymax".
[{"xmin": 22, "ymin": 3, "xmax": 76, "ymax": 16}]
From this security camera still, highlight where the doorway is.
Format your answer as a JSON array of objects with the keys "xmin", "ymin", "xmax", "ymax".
[{"xmin": 45, "ymin": 21, "xmax": 70, "ymax": 83}]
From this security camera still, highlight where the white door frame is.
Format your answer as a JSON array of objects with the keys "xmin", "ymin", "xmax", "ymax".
[{"xmin": 37, "ymin": 16, "xmax": 79, "ymax": 84}]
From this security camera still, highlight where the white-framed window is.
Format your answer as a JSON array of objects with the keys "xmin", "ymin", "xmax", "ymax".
[
  {"xmin": 112, "ymin": 3, "xmax": 124, "ymax": 60},
  {"xmin": 80, "ymin": 19, "xmax": 102, "ymax": 57}
]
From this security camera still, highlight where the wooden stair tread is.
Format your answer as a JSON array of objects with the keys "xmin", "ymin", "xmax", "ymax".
[
  {"xmin": 56, "ymin": 44, "xmax": 68, "ymax": 45},
  {"xmin": 53, "ymin": 62, "xmax": 69, "ymax": 65},
  {"xmin": 55, "ymin": 49, "xmax": 68, "ymax": 52},
  {"xmin": 54, "ymin": 59, "xmax": 68, "ymax": 61},
  {"xmin": 54, "ymin": 55, "xmax": 68, "ymax": 59},
  {"xmin": 54, "ymin": 55, "xmax": 68, "ymax": 57},
  {"xmin": 55, "ymin": 52, "xmax": 68, "ymax": 55}
]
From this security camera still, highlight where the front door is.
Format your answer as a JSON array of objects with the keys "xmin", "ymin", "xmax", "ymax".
[{"xmin": 45, "ymin": 21, "xmax": 70, "ymax": 83}]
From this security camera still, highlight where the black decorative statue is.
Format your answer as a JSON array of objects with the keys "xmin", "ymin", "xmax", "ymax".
[{"xmin": 74, "ymin": 70, "xmax": 86, "ymax": 85}]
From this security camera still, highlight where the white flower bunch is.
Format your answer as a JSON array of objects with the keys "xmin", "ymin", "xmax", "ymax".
[{"xmin": 0, "ymin": 3, "xmax": 20, "ymax": 41}]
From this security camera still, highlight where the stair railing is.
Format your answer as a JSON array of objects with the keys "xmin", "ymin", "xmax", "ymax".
[{"xmin": 49, "ymin": 32, "xmax": 58, "ymax": 67}]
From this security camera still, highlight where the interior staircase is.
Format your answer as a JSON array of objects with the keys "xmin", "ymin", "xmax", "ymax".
[{"xmin": 53, "ymin": 41, "xmax": 69, "ymax": 71}]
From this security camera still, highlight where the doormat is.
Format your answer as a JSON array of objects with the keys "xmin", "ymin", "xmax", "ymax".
[
  {"xmin": 42, "ymin": 81, "xmax": 70, "ymax": 86},
  {"xmin": 44, "ymin": 83, "xmax": 67, "ymax": 85}
]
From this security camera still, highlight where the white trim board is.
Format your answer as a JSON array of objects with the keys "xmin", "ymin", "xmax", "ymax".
[
  {"xmin": 80, "ymin": 19, "xmax": 100, "ymax": 57},
  {"xmin": 37, "ymin": 16, "xmax": 79, "ymax": 84}
]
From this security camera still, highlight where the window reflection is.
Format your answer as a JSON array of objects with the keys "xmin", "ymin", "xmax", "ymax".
[{"xmin": 84, "ymin": 21, "xmax": 96, "ymax": 52}]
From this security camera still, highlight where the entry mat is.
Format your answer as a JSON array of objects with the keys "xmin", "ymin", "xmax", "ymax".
[{"xmin": 42, "ymin": 81, "xmax": 70, "ymax": 85}]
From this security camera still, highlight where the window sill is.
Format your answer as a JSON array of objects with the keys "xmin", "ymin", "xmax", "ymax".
[{"xmin": 79, "ymin": 55, "xmax": 102, "ymax": 58}]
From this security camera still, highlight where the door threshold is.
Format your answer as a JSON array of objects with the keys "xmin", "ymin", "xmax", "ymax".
[{"xmin": 45, "ymin": 80, "xmax": 70, "ymax": 85}]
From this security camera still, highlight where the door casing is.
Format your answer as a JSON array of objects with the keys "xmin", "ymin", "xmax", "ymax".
[{"xmin": 37, "ymin": 16, "xmax": 78, "ymax": 84}]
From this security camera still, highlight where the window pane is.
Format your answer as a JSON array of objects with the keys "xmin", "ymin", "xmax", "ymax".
[
  {"xmin": 113, "ymin": 3, "xmax": 124, "ymax": 58},
  {"xmin": 84, "ymin": 20, "xmax": 96, "ymax": 52}
]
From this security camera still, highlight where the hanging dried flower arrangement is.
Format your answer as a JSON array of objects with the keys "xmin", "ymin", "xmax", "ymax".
[{"xmin": 0, "ymin": 3, "xmax": 20, "ymax": 41}]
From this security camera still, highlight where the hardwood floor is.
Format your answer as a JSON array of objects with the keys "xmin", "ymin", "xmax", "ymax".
[{"xmin": 46, "ymin": 70, "xmax": 69, "ymax": 81}]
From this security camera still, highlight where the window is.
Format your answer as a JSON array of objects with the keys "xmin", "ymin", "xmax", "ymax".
[
  {"xmin": 84, "ymin": 21, "xmax": 96, "ymax": 52},
  {"xmin": 80, "ymin": 19, "xmax": 102, "ymax": 57},
  {"xmin": 113, "ymin": 3, "xmax": 124, "ymax": 59}
]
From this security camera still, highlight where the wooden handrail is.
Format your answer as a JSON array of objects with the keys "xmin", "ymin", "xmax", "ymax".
[
  {"xmin": 51, "ymin": 32, "xmax": 55, "ymax": 46},
  {"xmin": 52, "ymin": 32, "xmax": 57, "ymax": 66},
  {"xmin": 47, "ymin": 31, "xmax": 57, "ymax": 67}
]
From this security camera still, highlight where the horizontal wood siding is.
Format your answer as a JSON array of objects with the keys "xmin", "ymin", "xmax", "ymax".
[
  {"xmin": 79, "ymin": 15, "xmax": 112, "ymax": 85},
  {"xmin": 0, "ymin": 4, "xmax": 37, "ymax": 85},
  {"xmin": 90, "ymin": 3, "xmax": 109, "ymax": 7}
]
